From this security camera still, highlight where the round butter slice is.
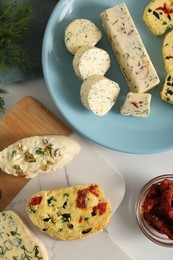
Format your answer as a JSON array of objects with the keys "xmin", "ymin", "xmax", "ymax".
[
  {"xmin": 162, "ymin": 30, "xmax": 173, "ymax": 72},
  {"xmin": 0, "ymin": 135, "xmax": 80, "ymax": 178},
  {"xmin": 160, "ymin": 71, "xmax": 173, "ymax": 104},
  {"xmin": 73, "ymin": 46, "xmax": 111, "ymax": 80},
  {"xmin": 80, "ymin": 75, "xmax": 120, "ymax": 116},
  {"xmin": 64, "ymin": 19, "xmax": 102, "ymax": 54},
  {"xmin": 0, "ymin": 210, "xmax": 48, "ymax": 259},
  {"xmin": 27, "ymin": 184, "xmax": 112, "ymax": 240},
  {"xmin": 143, "ymin": 0, "xmax": 173, "ymax": 36}
]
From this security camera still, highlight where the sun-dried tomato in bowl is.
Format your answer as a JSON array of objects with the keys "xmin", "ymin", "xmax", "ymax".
[{"xmin": 135, "ymin": 174, "xmax": 173, "ymax": 247}]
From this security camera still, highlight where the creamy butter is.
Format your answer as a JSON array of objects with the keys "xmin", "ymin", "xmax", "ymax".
[{"xmin": 0, "ymin": 135, "xmax": 80, "ymax": 178}]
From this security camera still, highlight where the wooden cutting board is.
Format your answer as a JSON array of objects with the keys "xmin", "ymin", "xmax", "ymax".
[{"xmin": 0, "ymin": 96, "xmax": 72, "ymax": 211}]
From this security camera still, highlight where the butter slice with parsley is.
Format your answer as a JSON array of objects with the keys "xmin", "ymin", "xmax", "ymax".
[
  {"xmin": 0, "ymin": 210, "xmax": 48, "ymax": 260},
  {"xmin": 80, "ymin": 75, "xmax": 120, "ymax": 116},
  {"xmin": 160, "ymin": 71, "xmax": 173, "ymax": 104},
  {"xmin": 26, "ymin": 184, "xmax": 112, "ymax": 240},
  {"xmin": 0, "ymin": 135, "xmax": 80, "ymax": 178},
  {"xmin": 162, "ymin": 30, "xmax": 173, "ymax": 72},
  {"xmin": 120, "ymin": 92, "xmax": 152, "ymax": 118},
  {"xmin": 100, "ymin": 3, "xmax": 160, "ymax": 93},
  {"xmin": 64, "ymin": 19, "xmax": 102, "ymax": 54},
  {"xmin": 143, "ymin": 0, "xmax": 173, "ymax": 36},
  {"xmin": 73, "ymin": 46, "xmax": 111, "ymax": 80}
]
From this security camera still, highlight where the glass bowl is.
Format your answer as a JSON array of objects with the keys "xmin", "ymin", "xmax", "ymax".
[{"xmin": 135, "ymin": 174, "xmax": 173, "ymax": 247}]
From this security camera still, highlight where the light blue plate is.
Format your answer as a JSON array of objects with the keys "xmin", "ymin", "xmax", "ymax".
[{"xmin": 42, "ymin": 0, "xmax": 173, "ymax": 154}]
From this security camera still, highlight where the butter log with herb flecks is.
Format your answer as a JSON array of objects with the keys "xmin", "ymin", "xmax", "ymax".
[{"xmin": 100, "ymin": 3, "xmax": 160, "ymax": 93}]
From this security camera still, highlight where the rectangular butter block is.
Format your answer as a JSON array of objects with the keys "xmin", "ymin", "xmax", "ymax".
[{"xmin": 100, "ymin": 2, "xmax": 160, "ymax": 93}]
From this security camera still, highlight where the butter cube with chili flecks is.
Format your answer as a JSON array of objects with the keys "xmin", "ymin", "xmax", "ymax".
[{"xmin": 120, "ymin": 92, "xmax": 152, "ymax": 118}]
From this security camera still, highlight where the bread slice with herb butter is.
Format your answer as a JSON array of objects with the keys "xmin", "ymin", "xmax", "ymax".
[
  {"xmin": 27, "ymin": 184, "xmax": 112, "ymax": 240},
  {"xmin": 0, "ymin": 135, "xmax": 80, "ymax": 178},
  {"xmin": 0, "ymin": 210, "xmax": 48, "ymax": 259}
]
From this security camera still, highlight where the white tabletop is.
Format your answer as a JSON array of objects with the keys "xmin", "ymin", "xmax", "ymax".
[{"xmin": 1, "ymin": 78, "xmax": 173, "ymax": 260}]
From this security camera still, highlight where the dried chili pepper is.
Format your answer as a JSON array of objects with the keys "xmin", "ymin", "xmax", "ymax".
[
  {"xmin": 142, "ymin": 179, "xmax": 173, "ymax": 239},
  {"xmin": 156, "ymin": 3, "xmax": 173, "ymax": 14},
  {"xmin": 29, "ymin": 196, "xmax": 42, "ymax": 206}
]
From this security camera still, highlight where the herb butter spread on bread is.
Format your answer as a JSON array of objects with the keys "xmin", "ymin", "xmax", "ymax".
[
  {"xmin": 27, "ymin": 184, "xmax": 112, "ymax": 240},
  {"xmin": 0, "ymin": 135, "xmax": 80, "ymax": 178},
  {"xmin": 0, "ymin": 210, "xmax": 48, "ymax": 259}
]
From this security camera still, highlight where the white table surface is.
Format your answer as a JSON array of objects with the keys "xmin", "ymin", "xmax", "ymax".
[{"xmin": 1, "ymin": 78, "xmax": 173, "ymax": 260}]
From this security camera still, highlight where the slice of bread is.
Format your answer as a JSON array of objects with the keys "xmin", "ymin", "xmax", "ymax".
[
  {"xmin": 26, "ymin": 184, "xmax": 112, "ymax": 240},
  {"xmin": 0, "ymin": 135, "xmax": 80, "ymax": 178},
  {"xmin": 0, "ymin": 210, "xmax": 48, "ymax": 259}
]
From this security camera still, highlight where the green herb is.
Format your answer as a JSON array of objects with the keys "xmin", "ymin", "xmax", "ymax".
[
  {"xmin": 63, "ymin": 200, "xmax": 68, "ymax": 209},
  {"xmin": 0, "ymin": 0, "xmax": 35, "ymax": 72},
  {"xmin": 21, "ymin": 245, "xmax": 43, "ymax": 260},
  {"xmin": 0, "ymin": 87, "xmax": 8, "ymax": 113},
  {"xmin": 10, "ymin": 227, "xmax": 20, "ymax": 236},
  {"xmin": 35, "ymin": 148, "xmax": 44, "ymax": 155},
  {"xmin": 12, "ymin": 150, "xmax": 17, "ymax": 157},
  {"xmin": 61, "ymin": 213, "xmax": 70, "ymax": 223},
  {"xmin": 47, "ymin": 196, "xmax": 57, "ymax": 206},
  {"xmin": 30, "ymin": 208, "xmax": 37, "ymax": 214},
  {"xmin": 63, "ymin": 193, "xmax": 70, "ymax": 198},
  {"xmin": 82, "ymin": 228, "xmax": 92, "ymax": 234}
]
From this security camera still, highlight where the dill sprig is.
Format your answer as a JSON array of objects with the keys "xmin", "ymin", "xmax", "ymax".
[
  {"xmin": 0, "ymin": 88, "xmax": 8, "ymax": 113},
  {"xmin": 0, "ymin": 0, "xmax": 35, "ymax": 113},
  {"xmin": 0, "ymin": 0, "xmax": 35, "ymax": 72}
]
